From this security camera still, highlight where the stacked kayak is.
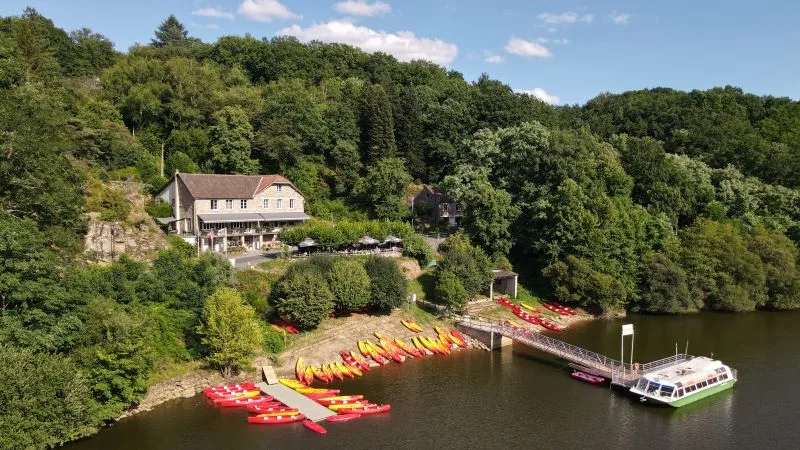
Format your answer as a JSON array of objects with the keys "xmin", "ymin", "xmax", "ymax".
[
  {"xmin": 570, "ymin": 371, "xmax": 606, "ymax": 384},
  {"xmin": 543, "ymin": 302, "xmax": 572, "ymax": 316},
  {"xmin": 401, "ymin": 319, "xmax": 424, "ymax": 333}
]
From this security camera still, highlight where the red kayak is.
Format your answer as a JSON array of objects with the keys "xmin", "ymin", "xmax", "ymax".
[
  {"xmin": 204, "ymin": 383, "xmax": 255, "ymax": 394},
  {"xmin": 302, "ymin": 419, "xmax": 327, "ymax": 434},
  {"xmin": 204, "ymin": 387, "xmax": 253, "ymax": 398},
  {"xmin": 218, "ymin": 395, "xmax": 274, "ymax": 407},
  {"xmin": 552, "ymin": 302, "xmax": 578, "ymax": 315},
  {"xmin": 571, "ymin": 371, "xmax": 605, "ymax": 384},
  {"xmin": 246, "ymin": 403, "xmax": 294, "ymax": 413},
  {"xmin": 326, "ymin": 413, "xmax": 361, "ymax": 422},
  {"xmin": 247, "ymin": 414, "xmax": 305, "ymax": 424},
  {"xmin": 348, "ymin": 404, "xmax": 391, "ymax": 415},
  {"xmin": 274, "ymin": 318, "xmax": 300, "ymax": 334}
]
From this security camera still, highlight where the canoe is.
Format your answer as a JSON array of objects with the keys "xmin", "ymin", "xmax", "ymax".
[
  {"xmin": 304, "ymin": 366, "xmax": 314, "ymax": 386},
  {"xmin": 311, "ymin": 365, "xmax": 329, "ymax": 383},
  {"xmin": 365, "ymin": 341, "xmax": 389, "ymax": 359},
  {"xmin": 571, "ymin": 371, "xmax": 606, "ymax": 384},
  {"xmin": 217, "ymin": 395, "xmax": 275, "ymax": 407},
  {"xmin": 552, "ymin": 302, "xmax": 577, "ymax": 315},
  {"xmin": 279, "ymin": 378, "xmax": 306, "ymax": 389},
  {"xmin": 348, "ymin": 404, "xmax": 391, "ymax": 415},
  {"xmin": 369, "ymin": 350, "xmax": 389, "ymax": 365},
  {"xmin": 321, "ymin": 364, "xmax": 335, "ymax": 381},
  {"xmin": 319, "ymin": 398, "xmax": 366, "ymax": 406},
  {"xmin": 394, "ymin": 338, "xmax": 421, "ymax": 357},
  {"xmin": 521, "ymin": 303, "xmax": 541, "ymax": 313},
  {"xmin": 205, "ymin": 387, "xmax": 250, "ymax": 398},
  {"xmin": 434, "ymin": 326, "xmax": 453, "ymax": 344},
  {"xmin": 204, "ymin": 383, "xmax": 255, "ymax": 393},
  {"xmin": 211, "ymin": 390, "xmax": 260, "ymax": 403},
  {"xmin": 246, "ymin": 404, "xmax": 296, "ymax": 413},
  {"xmin": 328, "ymin": 402, "xmax": 372, "ymax": 410},
  {"xmin": 327, "ymin": 413, "xmax": 361, "ymax": 422},
  {"xmin": 297, "ymin": 388, "xmax": 340, "ymax": 395},
  {"xmin": 437, "ymin": 338, "xmax": 452, "ymax": 354},
  {"xmin": 419, "ymin": 337, "xmax": 440, "ymax": 354},
  {"xmin": 346, "ymin": 363, "xmax": 363, "ymax": 377},
  {"xmin": 329, "ymin": 363, "xmax": 345, "ymax": 381},
  {"xmin": 295, "ymin": 357, "xmax": 306, "ymax": 383},
  {"xmin": 247, "ymin": 413, "xmax": 305, "ymax": 424},
  {"xmin": 303, "ymin": 419, "xmax": 327, "ymax": 434}
]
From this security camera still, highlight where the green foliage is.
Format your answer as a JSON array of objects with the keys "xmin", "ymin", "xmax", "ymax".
[
  {"xmin": 234, "ymin": 270, "xmax": 275, "ymax": 316},
  {"xmin": 543, "ymin": 256, "xmax": 627, "ymax": 312},
  {"xmin": 144, "ymin": 198, "xmax": 173, "ymax": 218},
  {"xmin": 262, "ymin": 325, "xmax": 285, "ymax": 354},
  {"xmin": 434, "ymin": 269, "xmax": 468, "ymax": 312},
  {"xmin": 326, "ymin": 258, "xmax": 371, "ymax": 311},
  {"xmin": 272, "ymin": 267, "xmax": 335, "ymax": 329},
  {"xmin": 635, "ymin": 252, "xmax": 697, "ymax": 313},
  {"xmin": 151, "ymin": 15, "xmax": 195, "ymax": 48},
  {"xmin": 437, "ymin": 233, "xmax": 493, "ymax": 299},
  {"xmin": 0, "ymin": 345, "xmax": 99, "ymax": 449},
  {"xmin": 401, "ymin": 233, "xmax": 434, "ymax": 266},
  {"xmin": 365, "ymin": 256, "xmax": 408, "ymax": 311},
  {"xmin": 207, "ymin": 105, "xmax": 259, "ymax": 174},
  {"xmin": 357, "ymin": 157, "xmax": 412, "ymax": 220},
  {"xmin": 196, "ymin": 287, "xmax": 262, "ymax": 377}
]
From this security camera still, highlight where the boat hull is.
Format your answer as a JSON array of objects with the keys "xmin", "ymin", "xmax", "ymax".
[{"xmin": 637, "ymin": 379, "xmax": 736, "ymax": 407}]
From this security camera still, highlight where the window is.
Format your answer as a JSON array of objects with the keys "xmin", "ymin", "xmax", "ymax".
[
  {"xmin": 263, "ymin": 199, "xmax": 269, "ymax": 209},
  {"xmin": 210, "ymin": 200, "xmax": 218, "ymax": 210},
  {"xmin": 225, "ymin": 199, "xmax": 233, "ymax": 209},
  {"xmin": 276, "ymin": 199, "xmax": 283, "ymax": 209},
  {"xmin": 276, "ymin": 184, "xmax": 283, "ymax": 192},
  {"xmin": 289, "ymin": 199, "xmax": 295, "ymax": 209},
  {"xmin": 240, "ymin": 199, "xmax": 248, "ymax": 209},
  {"xmin": 455, "ymin": 203, "xmax": 462, "ymax": 212},
  {"xmin": 171, "ymin": 198, "xmax": 175, "ymax": 207}
]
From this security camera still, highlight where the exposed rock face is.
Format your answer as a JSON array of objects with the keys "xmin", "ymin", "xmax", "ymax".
[{"xmin": 84, "ymin": 218, "xmax": 166, "ymax": 262}]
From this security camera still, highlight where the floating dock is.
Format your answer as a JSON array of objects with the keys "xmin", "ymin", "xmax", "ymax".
[{"xmin": 256, "ymin": 382, "xmax": 336, "ymax": 422}]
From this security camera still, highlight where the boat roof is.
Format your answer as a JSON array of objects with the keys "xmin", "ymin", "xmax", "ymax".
[{"xmin": 642, "ymin": 356, "xmax": 724, "ymax": 387}]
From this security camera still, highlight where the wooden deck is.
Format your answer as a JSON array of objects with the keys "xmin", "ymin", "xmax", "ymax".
[{"xmin": 256, "ymin": 382, "xmax": 336, "ymax": 422}]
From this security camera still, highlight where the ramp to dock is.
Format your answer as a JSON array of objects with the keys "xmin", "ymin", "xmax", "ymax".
[{"xmin": 256, "ymin": 382, "xmax": 336, "ymax": 422}]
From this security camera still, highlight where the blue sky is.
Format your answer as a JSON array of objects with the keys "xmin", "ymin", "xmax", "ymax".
[{"xmin": 3, "ymin": 0, "xmax": 799, "ymax": 105}]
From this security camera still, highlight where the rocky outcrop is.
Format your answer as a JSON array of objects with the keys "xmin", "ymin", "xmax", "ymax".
[{"xmin": 84, "ymin": 218, "xmax": 166, "ymax": 262}]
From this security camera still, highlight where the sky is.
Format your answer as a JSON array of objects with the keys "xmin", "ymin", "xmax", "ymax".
[{"xmin": 3, "ymin": 0, "xmax": 799, "ymax": 105}]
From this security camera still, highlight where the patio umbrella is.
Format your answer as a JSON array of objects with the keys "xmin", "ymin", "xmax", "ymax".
[
  {"xmin": 382, "ymin": 235, "xmax": 402, "ymax": 244},
  {"xmin": 358, "ymin": 235, "xmax": 379, "ymax": 245},
  {"xmin": 298, "ymin": 237, "xmax": 317, "ymax": 248}
]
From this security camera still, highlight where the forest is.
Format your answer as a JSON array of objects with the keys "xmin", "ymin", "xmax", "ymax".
[{"xmin": 3, "ymin": 8, "xmax": 800, "ymax": 447}]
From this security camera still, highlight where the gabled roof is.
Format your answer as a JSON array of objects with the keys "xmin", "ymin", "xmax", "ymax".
[{"xmin": 157, "ymin": 173, "xmax": 300, "ymax": 199}]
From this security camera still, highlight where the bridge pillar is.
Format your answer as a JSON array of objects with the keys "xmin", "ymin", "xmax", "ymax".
[{"xmin": 456, "ymin": 324, "xmax": 512, "ymax": 350}]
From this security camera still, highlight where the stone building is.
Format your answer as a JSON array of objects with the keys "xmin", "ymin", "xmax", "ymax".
[
  {"xmin": 154, "ymin": 172, "xmax": 308, "ymax": 252},
  {"xmin": 412, "ymin": 185, "xmax": 464, "ymax": 227}
]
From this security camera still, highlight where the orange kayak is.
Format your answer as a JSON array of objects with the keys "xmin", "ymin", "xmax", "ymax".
[
  {"xmin": 322, "ymin": 364, "xmax": 335, "ymax": 381},
  {"xmin": 329, "ymin": 363, "xmax": 344, "ymax": 381},
  {"xmin": 248, "ymin": 413, "xmax": 305, "ymax": 424}
]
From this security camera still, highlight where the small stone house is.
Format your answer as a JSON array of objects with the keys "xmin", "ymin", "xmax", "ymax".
[
  {"xmin": 413, "ymin": 185, "xmax": 464, "ymax": 227},
  {"xmin": 154, "ymin": 172, "xmax": 308, "ymax": 252}
]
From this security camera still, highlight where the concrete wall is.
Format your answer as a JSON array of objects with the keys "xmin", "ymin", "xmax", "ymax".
[{"xmin": 456, "ymin": 324, "xmax": 512, "ymax": 349}]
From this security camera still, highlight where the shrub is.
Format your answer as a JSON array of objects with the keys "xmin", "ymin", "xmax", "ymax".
[
  {"xmin": 144, "ymin": 198, "xmax": 173, "ymax": 218},
  {"xmin": 272, "ymin": 269, "xmax": 335, "ymax": 329},
  {"xmin": 434, "ymin": 269, "xmax": 468, "ymax": 312},
  {"xmin": 262, "ymin": 325, "xmax": 286, "ymax": 354},
  {"xmin": 437, "ymin": 236, "xmax": 492, "ymax": 298},
  {"xmin": 327, "ymin": 258, "xmax": 371, "ymax": 311},
  {"xmin": 402, "ymin": 233, "xmax": 434, "ymax": 266},
  {"xmin": 365, "ymin": 256, "xmax": 408, "ymax": 311},
  {"xmin": 196, "ymin": 288, "xmax": 263, "ymax": 377}
]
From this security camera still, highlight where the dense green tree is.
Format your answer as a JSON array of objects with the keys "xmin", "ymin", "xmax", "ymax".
[
  {"xmin": 357, "ymin": 157, "xmax": 411, "ymax": 220},
  {"xmin": 326, "ymin": 258, "xmax": 371, "ymax": 311},
  {"xmin": 206, "ymin": 105, "xmax": 259, "ymax": 174},
  {"xmin": 635, "ymin": 252, "xmax": 697, "ymax": 313},
  {"xmin": 364, "ymin": 256, "xmax": 407, "ymax": 311},
  {"xmin": 196, "ymin": 287, "xmax": 262, "ymax": 377},
  {"xmin": 434, "ymin": 269, "xmax": 469, "ymax": 312},
  {"xmin": 437, "ymin": 234, "xmax": 493, "ymax": 299},
  {"xmin": 747, "ymin": 233, "xmax": 800, "ymax": 310},
  {"xmin": 395, "ymin": 85, "xmax": 425, "ymax": 179},
  {"xmin": 360, "ymin": 83, "xmax": 397, "ymax": 163},
  {"xmin": 543, "ymin": 256, "xmax": 627, "ymax": 312},
  {"xmin": 272, "ymin": 269, "xmax": 335, "ymax": 329},
  {"xmin": 151, "ymin": 15, "xmax": 192, "ymax": 48}
]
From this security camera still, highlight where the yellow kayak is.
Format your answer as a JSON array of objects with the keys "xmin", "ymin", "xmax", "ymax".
[
  {"xmin": 412, "ymin": 336, "xmax": 428, "ymax": 355},
  {"xmin": 521, "ymin": 303, "xmax": 538, "ymax": 311},
  {"xmin": 374, "ymin": 332, "xmax": 390, "ymax": 341},
  {"xmin": 328, "ymin": 402, "xmax": 368, "ymax": 411},
  {"xmin": 419, "ymin": 337, "xmax": 438, "ymax": 353},
  {"xmin": 401, "ymin": 319, "xmax": 423, "ymax": 333},
  {"xmin": 350, "ymin": 351, "xmax": 369, "ymax": 368},
  {"xmin": 507, "ymin": 318, "xmax": 523, "ymax": 327},
  {"xmin": 322, "ymin": 364, "xmax": 335, "ymax": 381},
  {"xmin": 279, "ymin": 378, "xmax": 305, "ymax": 389},
  {"xmin": 344, "ymin": 362, "xmax": 363, "ymax": 377},
  {"xmin": 304, "ymin": 366, "xmax": 314, "ymax": 385},
  {"xmin": 358, "ymin": 340, "xmax": 369, "ymax": 357},
  {"xmin": 365, "ymin": 341, "xmax": 389, "ymax": 358},
  {"xmin": 295, "ymin": 357, "xmax": 305, "ymax": 383}
]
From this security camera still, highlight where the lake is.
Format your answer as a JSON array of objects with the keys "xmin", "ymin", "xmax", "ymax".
[{"xmin": 67, "ymin": 311, "xmax": 800, "ymax": 449}]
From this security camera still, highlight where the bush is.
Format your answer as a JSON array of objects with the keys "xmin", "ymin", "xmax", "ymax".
[
  {"xmin": 262, "ymin": 325, "xmax": 286, "ymax": 354},
  {"xmin": 402, "ymin": 233, "xmax": 434, "ymax": 266},
  {"xmin": 144, "ymin": 198, "xmax": 173, "ymax": 218},
  {"xmin": 235, "ymin": 270, "xmax": 276, "ymax": 316},
  {"xmin": 543, "ymin": 256, "xmax": 627, "ymax": 312},
  {"xmin": 272, "ymin": 269, "xmax": 335, "ymax": 329},
  {"xmin": 327, "ymin": 258, "xmax": 371, "ymax": 311},
  {"xmin": 434, "ymin": 269, "xmax": 468, "ymax": 312},
  {"xmin": 0, "ymin": 345, "xmax": 99, "ymax": 449},
  {"xmin": 196, "ymin": 288, "xmax": 263, "ymax": 377},
  {"xmin": 365, "ymin": 256, "xmax": 408, "ymax": 311},
  {"xmin": 438, "ymin": 235, "xmax": 492, "ymax": 298}
]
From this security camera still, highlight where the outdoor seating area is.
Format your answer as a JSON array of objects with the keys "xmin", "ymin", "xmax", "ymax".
[{"xmin": 291, "ymin": 235, "xmax": 404, "ymax": 258}]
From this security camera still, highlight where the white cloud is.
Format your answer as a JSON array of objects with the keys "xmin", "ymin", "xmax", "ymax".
[
  {"xmin": 484, "ymin": 53, "xmax": 505, "ymax": 63},
  {"xmin": 278, "ymin": 20, "xmax": 458, "ymax": 65},
  {"xmin": 517, "ymin": 88, "xmax": 561, "ymax": 105},
  {"xmin": 536, "ymin": 37, "xmax": 570, "ymax": 45},
  {"xmin": 334, "ymin": 1, "xmax": 391, "ymax": 17},
  {"xmin": 192, "ymin": 7, "xmax": 234, "ymax": 20},
  {"xmin": 610, "ymin": 12, "xmax": 632, "ymax": 25},
  {"xmin": 580, "ymin": 14, "xmax": 594, "ymax": 23},
  {"xmin": 537, "ymin": 12, "xmax": 577, "ymax": 24},
  {"xmin": 238, "ymin": 0, "xmax": 300, "ymax": 22},
  {"xmin": 504, "ymin": 37, "xmax": 552, "ymax": 58}
]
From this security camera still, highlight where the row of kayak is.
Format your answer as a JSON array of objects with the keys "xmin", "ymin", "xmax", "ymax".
[
  {"xmin": 497, "ymin": 298, "xmax": 563, "ymax": 331},
  {"xmin": 294, "ymin": 357, "xmax": 365, "ymax": 385}
]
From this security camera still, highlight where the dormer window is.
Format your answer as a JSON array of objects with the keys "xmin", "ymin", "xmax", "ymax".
[{"xmin": 276, "ymin": 185, "xmax": 283, "ymax": 192}]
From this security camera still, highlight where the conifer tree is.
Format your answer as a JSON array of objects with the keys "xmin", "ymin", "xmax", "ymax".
[{"xmin": 360, "ymin": 84, "xmax": 397, "ymax": 164}]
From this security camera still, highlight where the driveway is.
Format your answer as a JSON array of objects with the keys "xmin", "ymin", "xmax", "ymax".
[{"xmin": 229, "ymin": 250, "xmax": 281, "ymax": 268}]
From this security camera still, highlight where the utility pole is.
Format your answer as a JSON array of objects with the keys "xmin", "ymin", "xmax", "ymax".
[{"xmin": 160, "ymin": 143, "xmax": 165, "ymax": 178}]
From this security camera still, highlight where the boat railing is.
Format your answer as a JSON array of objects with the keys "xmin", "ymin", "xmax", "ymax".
[{"xmin": 641, "ymin": 354, "xmax": 692, "ymax": 373}]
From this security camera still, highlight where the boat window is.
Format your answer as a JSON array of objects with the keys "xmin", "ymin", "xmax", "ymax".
[
  {"xmin": 700, "ymin": 381, "xmax": 707, "ymax": 387},
  {"xmin": 709, "ymin": 377, "xmax": 717, "ymax": 384},
  {"xmin": 677, "ymin": 389, "xmax": 684, "ymax": 397},
  {"xmin": 720, "ymin": 374, "xmax": 727, "ymax": 380}
]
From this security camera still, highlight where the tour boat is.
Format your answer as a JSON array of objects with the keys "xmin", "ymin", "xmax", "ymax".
[
  {"xmin": 629, "ymin": 356, "xmax": 737, "ymax": 407},
  {"xmin": 570, "ymin": 371, "xmax": 606, "ymax": 384},
  {"xmin": 247, "ymin": 413, "xmax": 305, "ymax": 424},
  {"xmin": 327, "ymin": 413, "xmax": 361, "ymax": 422},
  {"xmin": 303, "ymin": 419, "xmax": 327, "ymax": 434},
  {"xmin": 347, "ymin": 404, "xmax": 391, "ymax": 415}
]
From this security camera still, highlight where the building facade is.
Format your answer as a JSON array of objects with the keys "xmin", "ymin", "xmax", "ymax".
[
  {"xmin": 155, "ymin": 172, "xmax": 308, "ymax": 252},
  {"xmin": 413, "ymin": 185, "xmax": 464, "ymax": 227}
]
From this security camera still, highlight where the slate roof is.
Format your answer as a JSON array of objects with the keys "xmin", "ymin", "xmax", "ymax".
[{"xmin": 157, "ymin": 173, "xmax": 297, "ymax": 199}]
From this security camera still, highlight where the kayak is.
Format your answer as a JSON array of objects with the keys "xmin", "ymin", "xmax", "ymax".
[
  {"xmin": 329, "ymin": 363, "xmax": 345, "ymax": 381},
  {"xmin": 434, "ymin": 326, "xmax": 453, "ymax": 345},
  {"xmin": 204, "ymin": 382, "xmax": 255, "ymax": 394},
  {"xmin": 303, "ymin": 419, "xmax": 327, "ymax": 434},
  {"xmin": 311, "ymin": 365, "xmax": 330, "ymax": 383},
  {"xmin": 401, "ymin": 319, "xmax": 423, "ymax": 333},
  {"xmin": 328, "ymin": 402, "xmax": 371, "ymax": 410},
  {"xmin": 350, "ymin": 351, "xmax": 371, "ymax": 371},
  {"xmin": 205, "ymin": 387, "xmax": 251, "ymax": 398},
  {"xmin": 521, "ymin": 303, "xmax": 541, "ymax": 313},
  {"xmin": 321, "ymin": 364, "xmax": 335, "ymax": 381},
  {"xmin": 552, "ymin": 302, "xmax": 577, "ymax": 315},
  {"xmin": 211, "ymin": 390, "xmax": 260, "ymax": 403},
  {"xmin": 419, "ymin": 337, "xmax": 440, "ymax": 354},
  {"xmin": 336, "ymin": 362, "xmax": 356, "ymax": 378},
  {"xmin": 217, "ymin": 395, "xmax": 274, "ymax": 407},
  {"xmin": 449, "ymin": 329, "xmax": 468, "ymax": 349},
  {"xmin": 394, "ymin": 338, "xmax": 421, "ymax": 357},
  {"xmin": 295, "ymin": 357, "xmax": 306, "ymax": 383},
  {"xmin": 316, "ymin": 395, "xmax": 364, "ymax": 403},
  {"xmin": 327, "ymin": 413, "xmax": 361, "ymax": 422},
  {"xmin": 348, "ymin": 404, "xmax": 391, "ymax": 415},
  {"xmin": 279, "ymin": 378, "xmax": 306, "ymax": 389},
  {"xmin": 437, "ymin": 338, "xmax": 452, "ymax": 354},
  {"xmin": 412, "ymin": 336, "xmax": 428, "ymax": 355},
  {"xmin": 365, "ymin": 341, "xmax": 389, "ymax": 359},
  {"xmin": 304, "ymin": 366, "xmax": 315, "ymax": 386},
  {"xmin": 246, "ymin": 404, "xmax": 296, "ymax": 413},
  {"xmin": 346, "ymin": 363, "xmax": 363, "ymax": 377},
  {"xmin": 370, "ymin": 352, "xmax": 389, "ymax": 365},
  {"xmin": 274, "ymin": 318, "xmax": 299, "ymax": 334},
  {"xmin": 270, "ymin": 324, "xmax": 286, "ymax": 334},
  {"xmin": 571, "ymin": 371, "xmax": 605, "ymax": 384},
  {"xmin": 297, "ymin": 388, "xmax": 340, "ymax": 395},
  {"xmin": 247, "ymin": 413, "xmax": 305, "ymax": 424}
]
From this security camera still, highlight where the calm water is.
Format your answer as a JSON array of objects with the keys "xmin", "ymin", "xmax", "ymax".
[{"xmin": 67, "ymin": 312, "xmax": 800, "ymax": 450}]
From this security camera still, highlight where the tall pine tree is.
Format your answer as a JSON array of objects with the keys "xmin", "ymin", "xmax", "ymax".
[
  {"xmin": 359, "ymin": 84, "xmax": 397, "ymax": 164},
  {"xmin": 395, "ymin": 85, "xmax": 426, "ymax": 181},
  {"xmin": 151, "ymin": 15, "xmax": 190, "ymax": 47}
]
